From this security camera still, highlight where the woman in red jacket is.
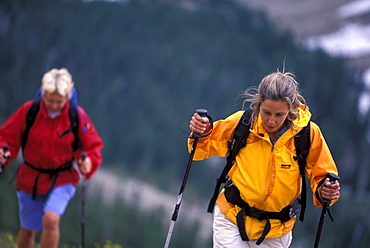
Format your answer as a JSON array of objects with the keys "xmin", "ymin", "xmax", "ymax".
[{"xmin": 0, "ymin": 68, "xmax": 103, "ymax": 248}]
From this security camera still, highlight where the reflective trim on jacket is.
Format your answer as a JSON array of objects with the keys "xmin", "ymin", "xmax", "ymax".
[{"xmin": 188, "ymin": 106, "xmax": 339, "ymax": 240}]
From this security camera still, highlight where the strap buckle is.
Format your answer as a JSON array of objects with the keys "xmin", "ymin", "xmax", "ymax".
[{"xmin": 248, "ymin": 207, "xmax": 267, "ymax": 221}]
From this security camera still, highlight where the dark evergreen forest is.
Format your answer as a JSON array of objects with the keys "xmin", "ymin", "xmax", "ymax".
[{"xmin": 0, "ymin": 0, "xmax": 369, "ymax": 247}]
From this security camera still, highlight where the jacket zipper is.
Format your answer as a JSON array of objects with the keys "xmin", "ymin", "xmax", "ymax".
[{"xmin": 263, "ymin": 142, "xmax": 274, "ymax": 202}]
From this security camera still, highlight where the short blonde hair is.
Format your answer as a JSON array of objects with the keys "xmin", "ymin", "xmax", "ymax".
[{"xmin": 41, "ymin": 68, "xmax": 74, "ymax": 98}]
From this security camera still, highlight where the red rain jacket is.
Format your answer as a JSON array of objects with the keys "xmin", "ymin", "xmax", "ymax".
[{"xmin": 0, "ymin": 99, "xmax": 103, "ymax": 195}]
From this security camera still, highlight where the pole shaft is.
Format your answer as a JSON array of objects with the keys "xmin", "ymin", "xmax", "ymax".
[
  {"xmin": 81, "ymin": 152, "xmax": 87, "ymax": 248},
  {"xmin": 164, "ymin": 221, "xmax": 175, "ymax": 248},
  {"xmin": 171, "ymin": 137, "xmax": 199, "ymax": 221},
  {"xmin": 313, "ymin": 206, "xmax": 326, "ymax": 248},
  {"xmin": 163, "ymin": 109, "xmax": 207, "ymax": 248},
  {"xmin": 81, "ymin": 178, "xmax": 85, "ymax": 248}
]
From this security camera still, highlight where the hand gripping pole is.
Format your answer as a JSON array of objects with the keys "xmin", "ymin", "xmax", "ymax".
[
  {"xmin": 0, "ymin": 146, "xmax": 9, "ymax": 177},
  {"xmin": 313, "ymin": 173, "xmax": 340, "ymax": 248},
  {"xmin": 164, "ymin": 109, "xmax": 208, "ymax": 248}
]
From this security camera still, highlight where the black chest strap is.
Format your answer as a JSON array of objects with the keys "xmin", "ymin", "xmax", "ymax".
[
  {"xmin": 207, "ymin": 109, "xmax": 311, "ymax": 225},
  {"xmin": 24, "ymin": 160, "xmax": 73, "ymax": 199},
  {"xmin": 224, "ymin": 180, "xmax": 300, "ymax": 245}
]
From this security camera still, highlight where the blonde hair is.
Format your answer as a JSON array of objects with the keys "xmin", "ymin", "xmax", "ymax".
[
  {"xmin": 242, "ymin": 71, "xmax": 307, "ymax": 124},
  {"xmin": 41, "ymin": 68, "xmax": 74, "ymax": 98}
]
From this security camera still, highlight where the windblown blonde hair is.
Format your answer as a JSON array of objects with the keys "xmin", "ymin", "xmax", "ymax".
[
  {"xmin": 41, "ymin": 68, "xmax": 74, "ymax": 98},
  {"xmin": 242, "ymin": 71, "xmax": 307, "ymax": 125}
]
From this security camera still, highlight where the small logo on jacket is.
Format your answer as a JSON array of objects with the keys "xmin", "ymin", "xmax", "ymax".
[{"xmin": 281, "ymin": 164, "xmax": 291, "ymax": 169}]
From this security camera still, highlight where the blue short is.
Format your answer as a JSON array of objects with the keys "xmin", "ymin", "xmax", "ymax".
[{"xmin": 17, "ymin": 184, "xmax": 76, "ymax": 231}]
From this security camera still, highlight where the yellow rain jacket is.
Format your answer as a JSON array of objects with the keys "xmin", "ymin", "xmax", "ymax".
[{"xmin": 189, "ymin": 106, "xmax": 339, "ymax": 240}]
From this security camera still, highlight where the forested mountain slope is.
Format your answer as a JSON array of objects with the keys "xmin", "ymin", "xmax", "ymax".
[{"xmin": 0, "ymin": 0, "xmax": 368, "ymax": 247}]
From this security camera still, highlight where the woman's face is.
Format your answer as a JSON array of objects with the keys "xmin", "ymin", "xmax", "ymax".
[
  {"xmin": 43, "ymin": 92, "xmax": 68, "ymax": 113},
  {"xmin": 260, "ymin": 99, "xmax": 289, "ymax": 134}
]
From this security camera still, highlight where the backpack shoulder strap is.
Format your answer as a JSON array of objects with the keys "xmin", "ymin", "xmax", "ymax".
[
  {"xmin": 294, "ymin": 121, "xmax": 311, "ymax": 222},
  {"xmin": 22, "ymin": 99, "xmax": 80, "ymax": 152},
  {"xmin": 68, "ymin": 102, "xmax": 80, "ymax": 152},
  {"xmin": 207, "ymin": 108, "xmax": 253, "ymax": 213},
  {"xmin": 22, "ymin": 98, "xmax": 41, "ymax": 151}
]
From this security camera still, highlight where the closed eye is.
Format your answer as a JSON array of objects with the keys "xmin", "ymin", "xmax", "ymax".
[{"xmin": 262, "ymin": 110, "xmax": 272, "ymax": 115}]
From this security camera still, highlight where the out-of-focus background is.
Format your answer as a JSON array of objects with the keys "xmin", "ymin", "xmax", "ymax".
[{"xmin": 0, "ymin": 0, "xmax": 369, "ymax": 247}]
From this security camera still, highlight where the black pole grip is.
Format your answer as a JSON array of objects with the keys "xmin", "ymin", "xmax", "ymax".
[
  {"xmin": 325, "ymin": 173, "xmax": 340, "ymax": 183},
  {"xmin": 0, "ymin": 146, "xmax": 10, "ymax": 174},
  {"xmin": 81, "ymin": 152, "xmax": 87, "ymax": 162},
  {"xmin": 80, "ymin": 152, "xmax": 87, "ymax": 177},
  {"xmin": 193, "ymin": 109, "xmax": 208, "ymax": 138},
  {"xmin": 3, "ymin": 145, "xmax": 10, "ymax": 159},
  {"xmin": 321, "ymin": 173, "xmax": 340, "ymax": 204}
]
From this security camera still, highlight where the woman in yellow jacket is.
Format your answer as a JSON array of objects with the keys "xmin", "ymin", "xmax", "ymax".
[{"xmin": 189, "ymin": 71, "xmax": 340, "ymax": 248}]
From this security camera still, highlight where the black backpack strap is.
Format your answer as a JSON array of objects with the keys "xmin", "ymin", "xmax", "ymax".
[
  {"xmin": 207, "ymin": 108, "xmax": 253, "ymax": 213},
  {"xmin": 293, "ymin": 121, "xmax": 311, "ymax": 222},
  {"xmin": 68, "ymin": 103, "xmax": 80, "ymax": 152},
  {"xmin": 24, "ymin": 159, "xmax": 73, "ymax": 199},
  {"xmin": 22, "ymin": 98, "xmax": 41, "ymax": 151}
]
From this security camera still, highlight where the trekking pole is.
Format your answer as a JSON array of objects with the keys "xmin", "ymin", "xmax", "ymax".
[
  {"xmin": 313, "ymin": 173, "xmax": 340, "ymax": 248},
  {"xmin": 164, "ymin": 109, "xmax": 208, "ymax": 248},
  {"xmin": 80, "ymin": 152, "xmax": 87, "ymax": 248}
]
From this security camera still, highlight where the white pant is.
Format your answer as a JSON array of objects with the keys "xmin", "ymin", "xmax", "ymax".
[{"xmin": 213, "ymin": 205, "xmax": 292, "ymax": 248}]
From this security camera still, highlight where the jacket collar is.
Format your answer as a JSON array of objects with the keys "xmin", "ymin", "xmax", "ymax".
[
  {"xmin": 251, "ymin": 105, "xmax": 311, "ymax": 137},
  {"xmin": 39, "ymin": 98, "xmax": 70, "ymax": 119}
]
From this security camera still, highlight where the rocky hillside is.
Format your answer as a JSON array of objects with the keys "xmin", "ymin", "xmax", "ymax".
[
  {"xmin": 236, "ymin": 0, "xmax": 370, "ymax": 115},
  {"xmin": 236, "ymin": 0, "xmax": 370, "ymax": 69}
]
